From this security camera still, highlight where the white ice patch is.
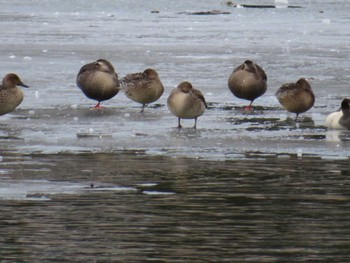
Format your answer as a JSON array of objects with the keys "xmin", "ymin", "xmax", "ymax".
[
  {"xmin": 322, "ymin": 18, "xmax": 331, "ymax": 25},
  {"xmin": 275, "ymin": 0, "xmax": 288, "ymax": 7},
  {"xmin": 0, "ymin": 179, "xmax": 137, "ymax": 200}
]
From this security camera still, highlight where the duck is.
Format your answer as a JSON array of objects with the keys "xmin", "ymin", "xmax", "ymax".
[
  {"xmin": 228, "ymin": 60, "xmax": 267, "ymax": 110},
  {"xmin": 120, "ymin": 68, "xmax": 164, "ymax": 113},
  {"xmin": 76, "ymin": 59, "xmax": 120, "ymax": 108},
  {"xmin": 0, "ymin": 73, "xmax": 29, "ymax": 116},
  {"xmin": 167, "ymin": 81, "xmax": 207, "ymax": 129},
  {"xmin": 326, "ymin": 98, "xmax": 350, "ymax": 129},
  {"xmin": 276, "ymin": 78, "xmax": 315, "ymax": 121}
]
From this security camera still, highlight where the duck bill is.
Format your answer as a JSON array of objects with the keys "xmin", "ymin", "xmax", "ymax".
[{"xmin": 19, "ymin": 81, "xmax": 29, "ymax": 88}]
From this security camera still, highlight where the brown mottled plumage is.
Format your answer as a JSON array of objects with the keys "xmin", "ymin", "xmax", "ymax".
[
  {"xmin": 228, "ymin": 60, "xmax": 267, "ymax": 110},
  {"xmin": 76, "ymin": 59, "xmax": 120, "ymax": 108},
  {"xmin": 0, "ymin": 73, "xmax": 29, "ymax": 116},
  {"xmin": 167, "ymin": 81, "xmax": 207, "ymax": 129},
  {"xmin": 120, "ymin": 68, "xmax": 164, "ymax": 113},
  {"xmin": 276, "ymin": 78, "xmax": 315, "ymax": 120}
]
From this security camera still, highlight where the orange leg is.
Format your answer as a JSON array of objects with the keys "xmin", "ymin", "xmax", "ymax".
[
  {"xmin": 92, "ymin": 101, "xmax": 104, "ymax": 109},
  {"xmin": 243, "ymin": 101, "xmax": 253, "ymax": 111}
]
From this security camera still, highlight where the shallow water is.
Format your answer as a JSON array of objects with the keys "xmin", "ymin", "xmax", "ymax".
[
  {"xmin": 1, "ymin": 0, "xmax": 350, "ymax": 261},
  {"xmin": 1, "ymin": 153, "xmax": 350, "ymax": 262}
]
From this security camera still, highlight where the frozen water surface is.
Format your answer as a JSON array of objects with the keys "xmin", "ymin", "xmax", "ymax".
[
  {"xmin": 1, "ymin": 0, "xmax": 350, "ymax": 261},
  {"xmin": 0, "ymin": 0, "xmax": 349, "ymax": 159}
]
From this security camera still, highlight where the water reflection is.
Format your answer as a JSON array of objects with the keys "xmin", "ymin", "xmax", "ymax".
[
  {"xmin": 0, "ymin": 152, "xmax": 350, "ymax": 261},
  {"xmin": 326, "ymin": 129, "xmax": 350, "ymax": 142}
]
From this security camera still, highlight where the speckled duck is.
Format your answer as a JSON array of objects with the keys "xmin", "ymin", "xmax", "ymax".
[
  {"xmin": 0, "ymin": 73, "xmax": 29, "ymax": 116},
  {"xmin": 120, "ymin": 68, "xmax": 164, "ymax": 113},
  {"xmin": 276, "ymin": 78, "xmax": 315, "ymax": 121}
]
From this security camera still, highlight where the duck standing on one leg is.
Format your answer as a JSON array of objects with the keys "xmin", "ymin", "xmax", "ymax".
[
  {"xmin": 228, "ymin": 60, "xmax": 267, "ymax": 110},
  {"xmin": 167, "ymin": 81, "xmax": 207, "ymax": 129},
  {"xmin": 76, "ymin": 59, "xmax": 120, "ymax": 109},
  {"xmin": 0, "ymin": 73, "xmax": 29, "ymax": 116},
  {"xmin": 326, "ymin": 98, "xmax": 350, "ymax": 129},
  {"xmin": 120, "ymin": 68, "xmax": 164, "ymax": 113},
  {"xmin": 276, "ymin": 78, "xmax": 315, "ymax": 121}
]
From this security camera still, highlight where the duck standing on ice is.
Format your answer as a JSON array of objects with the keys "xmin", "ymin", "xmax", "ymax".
[
  {"xmin": 228, "ymin": 60, "xmax": 267, "ymax": 110},
  {"xmin": 76, "ymin": 59, "xmax": 120, "ymax": 108},
  {"xmin": 276, "ymin": 78, "xmax": 315, "ymax": 121},
  {"xmin": 167, "ymin": 81, "xmax": 207, "ymax": 129},
  {"xmin": 120, "ymin": 68, "xmax": 164, "ymax": 113}
]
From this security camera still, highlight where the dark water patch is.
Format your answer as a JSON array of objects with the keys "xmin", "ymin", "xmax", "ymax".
[
  {"xmin": 238, "ymin": 4, "xmax": 302, "ymax": 9},
  {"xmin": 0, "ymin": 14, "xmax": 34, "ymax": 22},
  {"xmin": 126, "ymin": 103, "xmax": 165, "ymax": 113},
  {"xmin": 225, "ymin": 1, "xmax": 302, "ymax": 9},
  {"xmin": 261, "ymin": 117, "xmax": 326, "ymax": 132},
  {"xmin": 0, "ymin": 135, "xmax": 24, "ymax": 141},
  {"xmin": 290, "ymin": 134, "xmax": 327, "ymax": 140},
  {"xmin": 179, "ymin": 10, "xmax": 231, "ymax": 15},
  {"xmin": 1, "ymin": 152, "xmax": 350, "ymax": 261},
  {"xmin": 207, "ymin": 102, "xmax": 236, "ymax": 111},
  {"xmin": 229, "ymin": 117, "xmax": 280, "ymax": 125},
  {"xmin": 225, "ymin": 116, "xmax": 321, "ymax": 133},
  {"xmin": 273, "ymin": 117, "xmax": 317, "ymax": 128},
  {"xmin": 209, "ymin": 102, "xmax": 279, "ymax": 112},
  {"xmin": 76, "ymin": 132, "xmax": 113, "ymax": 138},
  {"xmin": 147, "ymin": 103, "xmax": 164, "ymax": 109}
]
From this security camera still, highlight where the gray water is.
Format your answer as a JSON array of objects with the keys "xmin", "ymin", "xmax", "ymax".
[{"xmin": 1, "ymin": 0, "xmax": 350, "ymax": 261}]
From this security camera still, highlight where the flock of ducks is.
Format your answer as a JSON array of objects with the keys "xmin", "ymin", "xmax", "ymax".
[{"xmin": 0, "ymin": 58, "xmax": 348, "ymax": 130}]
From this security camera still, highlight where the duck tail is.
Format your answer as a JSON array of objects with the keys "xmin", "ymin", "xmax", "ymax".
[{"xmin": 118, "ymin": 79, "xmax": 127, "ymax": 91}]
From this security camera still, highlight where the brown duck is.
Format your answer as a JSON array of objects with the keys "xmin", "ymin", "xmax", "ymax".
[
  {"xmin": 167, "ymin": 81, "xmax": 207, "ymax": 129},
  {"xmin": 0, "ymin": 73, "xmax": 29, "ymax": 116},
  {"xmin": 76, "ymin": 59, "xmax": 120, "ymax": 108},
  {"xmin": 228, "ymin": 60, "xmax": 267, "ymax": 110},
  {"xmin": 120, "ymin": 68, "xmax": 164, "ymax": 113},
  {"xmin": 276, "ymin": 78, "xmax": 315, "ymax": 120}
]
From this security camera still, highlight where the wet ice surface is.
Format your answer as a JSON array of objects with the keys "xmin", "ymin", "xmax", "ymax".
[
  {"xmin": 1, "ymin": 0, "xmax": 350, "ymax": 261},
  {"xmin": 4, "ymin": 105, "xmax": 350, "ymax": 160},
  {"xmin": 0, "ymin": 0, "xmax": 350, "ymax": 159}
]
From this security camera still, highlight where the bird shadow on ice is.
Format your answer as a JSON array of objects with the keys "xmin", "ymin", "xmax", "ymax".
[
  {"xmin": 207, "ymin": 102, "xmax": 279, "ymax": 112},
  {"xmin": 168, "ymin": 126, "xmax": 203, "ymax": 139}
]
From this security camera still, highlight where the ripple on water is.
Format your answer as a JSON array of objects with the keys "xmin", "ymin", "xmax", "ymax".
[{"xmin": 0, "ymin": 152, "xmax": 350, "ymax": 261}]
